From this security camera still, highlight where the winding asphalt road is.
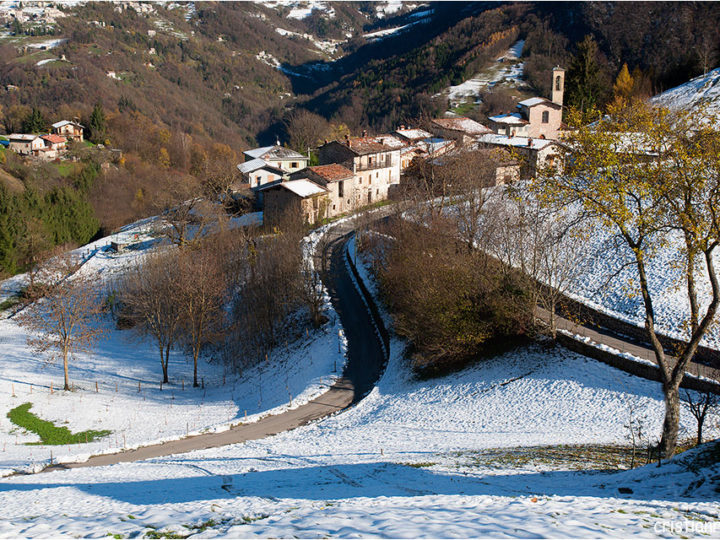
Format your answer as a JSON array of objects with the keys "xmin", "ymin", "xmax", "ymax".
[{"xmin": 42, "ymin": 219, "xmax": 389, "ymax": 472}]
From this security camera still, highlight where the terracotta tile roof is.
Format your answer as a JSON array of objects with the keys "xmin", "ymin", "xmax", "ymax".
[
  {"xmin": 41, "ymin": 134, "xmax": 66, "ymax": 144},
  {"xmin": 308, "ymin": 164, "xmax": 354, "ymax": 182}
]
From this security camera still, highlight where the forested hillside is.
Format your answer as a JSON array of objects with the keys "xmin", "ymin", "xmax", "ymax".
[{"xmin": 1, "ymin": 1, "xmax": 720, "ymax": 278}]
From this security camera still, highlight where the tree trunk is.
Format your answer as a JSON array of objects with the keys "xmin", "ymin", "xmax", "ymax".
[
  {"xmin": 193, "ymin": 348, "xmax": 199, "ymax": 388},
  {"xmin": 697, "ymin": 416, "xmax": 704, "ymax": 446},
  {"xmin": 659, "ymin": 384, "xmax": 681, "ymax": 458},
  {"xmin": 63, "ymin": 346, "xmax": 70, "ymax": 391},
  {"xmin": 162, "ymin": 343, "xmax": 170, "ymax": 384}
]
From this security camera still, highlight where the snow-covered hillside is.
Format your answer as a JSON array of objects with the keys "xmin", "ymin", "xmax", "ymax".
[
  {"xmin": 0, "ymin": 215, "xmax": 347, "ymax": 475},
  {"xmin": 0, "ymin": 241, "xmax": 716, "ymax": 537},
  {"xmin": 439, "ymin": 39, "xmax": 525, "ymax": 109},
  {"xmin": 651, "ymin": 67, "xmax": 720, "ymax": 112}
]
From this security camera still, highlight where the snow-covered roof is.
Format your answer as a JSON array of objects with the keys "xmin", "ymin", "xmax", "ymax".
[
  {"xmin": 518, "ymin": 97, "xmax": 549, "ymax": 108},
  {"xmin": 279, "ymin": 179, "xmax": 326, "ymax": 198},
  {"xmin": 51, "ymin": 120, "xmax": 83, "ymax": 129},
  {"xmin": 8, "ymin": 134, "xmax": 40, "ymax": 141},
  {"xmin": 371, "ymin": 134, "xmax": 406, "ymax": 149},
  {"xmin": 488, "ymin": 113, "xmax": 529, "ymax": 125},
  {"xmin": 259, "ymin": 179, "xmax": 326, "ymax": 198},
  {"xmin": 477, "ymin": 133, "xmax": 559, "ymax": 150},
  {"xmin": 394, "ymin": 128, "xmax": 432, "ymax": 141},
  {"xmin": 431, "ymin": 117, "xmax": 492, "ymax": 135},
  {"xmin": 237, "ymin": 158, "xmax": 284, "ymax": 175},
  {"xmin": 243, "ymin": 145, "xmax": 307, "ymax": 161}
]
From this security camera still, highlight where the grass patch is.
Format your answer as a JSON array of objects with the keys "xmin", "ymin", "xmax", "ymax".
[
  {"xmin": 451, "ymin": 99, "xmax": 477, "ymax": 116},
  {"xmin": 7, "ymin": 402, "xmax": 111, "ymax": 445},
  {"xmin": 0, "ymin": 295, "xmax": 22, "ymax": 312},
  {"xmin": 403, "ymin": 462, "xmax": 437, "ymax": 468},
  {"xmin": 454, "ymin": 444, "xmax": 651, "ymax": 471},
  {"xmin": 54, "ymin": 161, "xmax": 80, "ymax": 178},
  {"xmin": 144, "ymin": 532, "xmax": 187, "ymax": 539}
]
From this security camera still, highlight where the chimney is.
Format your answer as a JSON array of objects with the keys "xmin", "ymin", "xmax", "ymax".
[
  {"xmin": 344, "ymin": 134, "xmax": 350, "ymax": 147},
  {"xmin": 362, "ymin": 129, "xmax": 367, "ymax": 138},
  {"xmin": 527, "ymin": 137, "xmax": 533, "ymax": 147},
  {"xmin": 552, "ymin": 66, "xmax": 565, "ymax": 107}
]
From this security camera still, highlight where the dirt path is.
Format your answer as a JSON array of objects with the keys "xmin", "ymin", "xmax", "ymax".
[{"xmin": 43, "ymin": 219, "xmax": 390, "ymax": 472}]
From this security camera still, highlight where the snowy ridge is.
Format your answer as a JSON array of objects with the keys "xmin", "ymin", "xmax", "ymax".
[{"xmin": 651, "ymin": 67, "xmax": 720, "ymax": 113}]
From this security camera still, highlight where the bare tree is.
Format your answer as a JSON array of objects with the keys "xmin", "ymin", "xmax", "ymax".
[
  {"xmin": 120, "ymin": 251, "xmax": 182, "ymax": 383},
  {"xmin": 534, "ymin": 101, "xmax": 720, "ymax": 457},
  {"xmin": 17, "ymin": 254, "xmax": 106, "ymax": 391},
  {"xmin": 682, "ymin": 366, "xmax": 720, "ymax": 446},
  {"xmin": 176, "ymin": 246, "xmax": 229, "ymax": 387}
]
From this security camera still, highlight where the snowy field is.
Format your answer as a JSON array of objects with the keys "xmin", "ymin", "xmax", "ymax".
[
  {"xmin": 441, "ymin": 39, "xmax": 525, "ymax": 107},
  {"xmin": 0, "ymin": 215, "xmax": 346, "ymax": 475},
  {"xmin": 0, "ymin": 238, "xmax": 715, "ymax": 537}
]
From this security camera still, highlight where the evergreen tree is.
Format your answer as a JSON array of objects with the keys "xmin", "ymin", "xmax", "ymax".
[
  {"xmin": 565, "ymin": 35, "xmax": 605, "ymax": 117},
  {"xmin": 21, "ymin": 108, "xmax": 46, "ymax": 134},
  {"xmin": 88, "ymin": 102, "xmax": 106, "ymax": 144}
]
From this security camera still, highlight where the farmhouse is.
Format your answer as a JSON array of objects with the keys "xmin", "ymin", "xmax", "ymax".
[
  {"xmin": 430, "ymin": 117, "xmax": 492, "ymax": 145},
  {"xmin": 52, "ymin": 120, "xmax": 84, "ymax": 142},
  {"xmin": 8, "ymin": 134, "xmax": 44, "ymax": 155},
  {"xmin": 260, "ymin": 179, "xmax": 328, "ymax": 227},
  {"xmin": 318, "ymin": 136, "xmax": 401, "ymax": 205},
  {"xmin": 476, "ymin": 133, "xmax": 564, "ymax": 178},
  {"xmin": 242, "ymin": 145, "xmax": 309, "ymax": 174},
  {"xmin": 289, "ymin": 163, "xmax": 356, "ymax": 217},
  {"xmin": 236, "ymin": 158, "xmax": 285, "ymax": 190}
]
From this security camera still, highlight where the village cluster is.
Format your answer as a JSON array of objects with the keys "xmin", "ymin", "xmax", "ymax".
[
  {"xmin": 1, "ymin": 118, "xmax": 84, "ymax": 159},
  {"xmin": 243, "ymin": 68, "xmax": 566, "ymax": 226}
]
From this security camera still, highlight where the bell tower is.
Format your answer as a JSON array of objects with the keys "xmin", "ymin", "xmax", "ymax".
[{"xmin": 552, "ymin": 66, "xmax": 565, "ymax": 107}]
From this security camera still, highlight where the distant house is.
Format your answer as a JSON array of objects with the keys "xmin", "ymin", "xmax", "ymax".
[
  {"xmin": 476, "ymin": 133, "xmax": 564, "ymax": 178},
  {"xmin": 52, "ymin": 120, "xmax": 84, "ymax": 142},
  {"xmin": 318, "ymin": 136, "xmax": 401, "ymax": 205},
  {"xmin": 260, "ymin": 179, "xmax": 328, "ymax": 227},
  {"xmin": 236, "ymin": 158, "xmax": 286, "ymax": 190},
  {"xmin": 289, "ymin": 163, "xmax": 356, "ymax": 217},
  {"xmin": 393, "ymin": 126, "xmax": 433, "ymax": 144},
  {"xmin": 242, "ymin": 145, "xmax": 308, "ymax": 174},
  {"xmin": 430, "ymin": 117, "xmax": 492, "ymax": 145},
  {"xmin": 8, "ymin": 134, "xmax": 44, "ymax": 155},
  {"xmin": 488, "ymin": 67, "xmax": 565, "ymax": 140},
  {"xmin": 41, "ymin": 134, "xmax": 67, "ymax": 151}
]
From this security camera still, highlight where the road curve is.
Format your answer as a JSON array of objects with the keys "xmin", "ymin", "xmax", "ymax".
[{"xmin": 41, "ymin": 220, "xmax": 388, "ymax": 472}]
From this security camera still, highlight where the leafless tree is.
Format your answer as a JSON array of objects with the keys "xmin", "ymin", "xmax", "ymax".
[
  {"xmin": 120, "ymin": 251, "xmax": 182, "ymax": 383},
  {"xmin": 176, "ymin": 246, "xmax": 229, "ymax": 387},
  {"xmin": 16, "ymin": 254, "xmax": 106, "ymax": 391},
  {"xmin": 682, "ymin": 365, "xmax": 720, "ymax": 446}
]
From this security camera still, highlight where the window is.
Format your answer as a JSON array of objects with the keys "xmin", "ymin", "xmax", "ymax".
[
  {"xmin": 338, "ymin": 180, "xmax": 344, "ymax": 198},
  {"xmin": 555, "ymin": 76, "xmax": 561, "ymax": 91},
  {"xmin": 369, "ymin": 175, "xmax": 372, "ymax": 184},
  {"xmin": 256, "ymin": 175, "xmax": 262, "ymax": 186},
  {"xmin": 542, "ymin": 111, "xmax": 549, "ymax": 123},
  {"xmin": 376, "ymin": 172, "xmax": 379, "ymax": 178},
  {"xmin": 291, "ymin": 162, "xmax": 298, "ymax": 169}
]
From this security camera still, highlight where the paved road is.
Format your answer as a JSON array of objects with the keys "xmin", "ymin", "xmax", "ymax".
[{"xmin": 42, "ymin": 220, "xmax": 388, "ymax": 472}]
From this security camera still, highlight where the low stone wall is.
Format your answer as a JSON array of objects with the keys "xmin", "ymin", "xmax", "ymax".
[
  {"xmin": 345, "ymin": 236, "xmax": 390, "ymax": 359},
  {"xmin": 557, "ymin": 332, "xmax": 720, "ymax": 395},
  {"xmin": 552, "ymin": 289, "xmax": 720, "ymax": 369}
]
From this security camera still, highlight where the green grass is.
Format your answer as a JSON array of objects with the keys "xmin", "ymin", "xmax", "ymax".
[
  {"xmin": 7, "ymin": 402, "xmax": 111, "ymax": 445},
  {"xmin": 0, "ymin": 295, "xmax": 21, "ymax": 312},
  {"xmin": 54, "ymin": 161, "xmax": 80, "ymax": 178},
  {"xmin": 451, "ymin": 99, "xmax": 477, "ymax": 116}
]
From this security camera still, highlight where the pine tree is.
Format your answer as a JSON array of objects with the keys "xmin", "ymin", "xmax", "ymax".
[
  {"xmin": 565, "ymin": 35, "xmax": 605, "ymax": 117},
  {"xmin": 21, "ymin": 108, "xmax": 46, "ymax": 134},
  {"xmin": 88, "ymin": 102, "xmax": 106, "ymax": 144}
]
